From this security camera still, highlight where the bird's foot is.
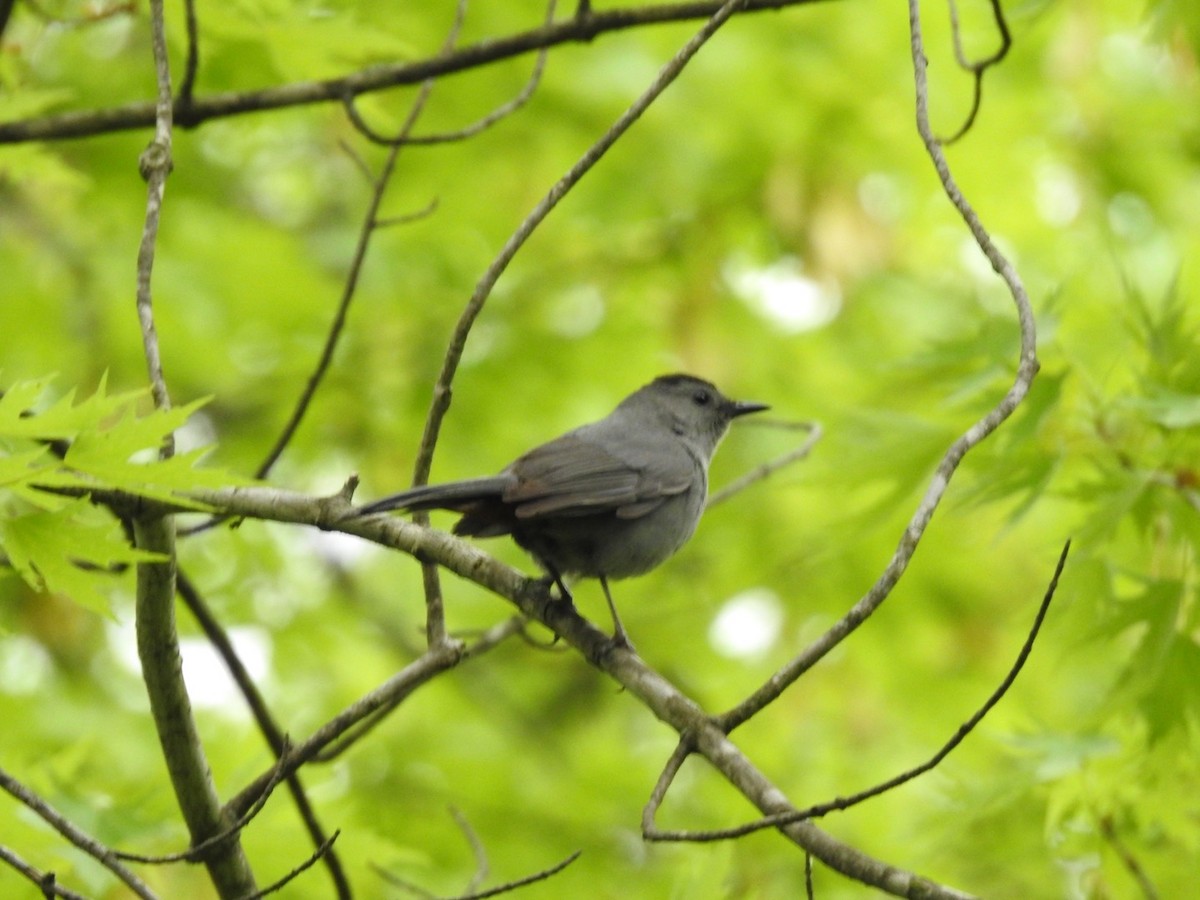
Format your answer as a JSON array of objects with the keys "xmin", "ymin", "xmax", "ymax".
[{"xmin": 607, "ymin": 628, "xmax": 636, "ymax": 656}]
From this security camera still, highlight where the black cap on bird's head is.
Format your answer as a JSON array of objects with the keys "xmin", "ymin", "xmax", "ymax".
[
  {"xmin": 646, "ymin": 373, "xmax": 769, "ymax": 419},
  {"xmin": 619, "ymin": 374, "xmax": 769, "ymax": 454}
]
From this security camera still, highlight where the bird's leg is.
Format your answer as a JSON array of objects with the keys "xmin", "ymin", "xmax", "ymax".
[
  {"xmin": 599, "ymin": 576, "xmax": 633, "ymax": 650},
  {"xmin": 541, "ymin": 566, "xmax": 574, "ymax": 605}
]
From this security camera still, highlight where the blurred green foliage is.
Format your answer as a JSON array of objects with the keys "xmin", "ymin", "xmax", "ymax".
[{"xmin": 1, "ymin": 0, "xmax": 1198, "ymax": 897}]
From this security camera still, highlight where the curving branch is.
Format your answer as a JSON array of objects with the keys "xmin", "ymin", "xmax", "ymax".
[
  {"xmin": 0, "ymin": 0, "xmax": 827, "ymax": 145},
  {"xmin": 644, "ymin": 542, "xmax": 1069, "ymax": 842},
  {"xmin": 343, "ymin": 0, "xmax": 554, "ymax": 148},
  {"xmin": 939, "ymin": 0, "xmax": 1011, "ymax": 144},
  {"xmin": 713, "ymin": 0, "xmax": 1040, "ymax": 735}
]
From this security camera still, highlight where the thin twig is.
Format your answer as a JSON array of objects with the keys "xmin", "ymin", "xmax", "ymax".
[
  {"xmin": 312, "ymin": 616, "xmax": 525, "ymax": 762},
  {"xmin": 451, "ymin": 806, "xmax": 490, "ymax": 894},
  {"xmin": 114, "ymin": 740, "xmax": 292, "ymax": 865},
  {"xmin": 177, "ymin": 0, "xmax": 200, "ymax": 111},
  {"xmin": 0, "ymin": 844, "xmax": 92, "ymax": 900},
  {"xmin": 224, "ymin": 642, "xmax": 466, "ymax": 821},
  {"xmin": 376, "ymin": 196, "xmax": 440, "ymax": 229},
  {"xmin": 0, "ymin": 768, "xmax": 157, "ymax": 899},
  {"xmin": 232, "ymin": 831, "xmax": 341, "ymax": 900},
  {"xmin": 647, "ymin": 542, "xmax": 1069, "ymax": 841},
  {"xmin": 939, "ymin": 0, "xmax": 1010, "ymax": 144},
  {"xmin": 375, "ymin": 849, "xmax": 582, "ymax": 900},
  {"xmin": 345, "ymin": 0, "xmax": 556, "ymax": 148},
  {"xmin": 639, "ymin": 739, "xmax": 692, "ymax": 835},
  {"xmin": 714, "ymin": 0, "xmax": 1040, "ymax": 735},
  {"xmin": 706, "ymin": 419, "xmax": 821, "ymax": 508},
  {"xmin": 1099, "ymin": 815, "xmax": 1159, "ymax": 900}
]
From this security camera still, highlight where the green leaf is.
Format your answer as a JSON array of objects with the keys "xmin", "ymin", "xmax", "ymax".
[
  {"xmin": 0, "ymin": 500, "xmax": 162, "ymax": 615},
  {"xmin": 1129, "ymin": 388, "xmax": 1200, "ymax": 429}
]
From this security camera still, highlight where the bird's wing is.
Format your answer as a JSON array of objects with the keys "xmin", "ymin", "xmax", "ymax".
[{"xmin": 504, "ymin": 430, "xmax": 694, "ymax": 520}]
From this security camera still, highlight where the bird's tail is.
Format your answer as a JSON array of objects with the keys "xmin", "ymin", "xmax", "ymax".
[{"xmin": 355, "ymin": 476, "xmax": 511, "ymax": 517}]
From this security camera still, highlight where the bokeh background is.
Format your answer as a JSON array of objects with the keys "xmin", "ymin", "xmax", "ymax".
[{"xmin": 2, "ymin": 1, "xmax": 1198, "ymax": 897}]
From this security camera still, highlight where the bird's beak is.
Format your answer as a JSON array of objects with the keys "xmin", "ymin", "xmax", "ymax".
[{"xmin": 730, "ymin": 400, "xmax": 770, "ymax": 418}]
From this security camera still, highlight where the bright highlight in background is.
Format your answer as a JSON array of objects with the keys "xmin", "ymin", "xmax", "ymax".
[
  {"xmin": 109, "ymin": 620, "xmax": 272, "ymax": 714},
  {"xmin": 708, "ymin": 587, "xmax": 785, "ymax": 660},
  {"xmin": 725, "ymin": 255, "xmax": 842, "ymax": 333}
]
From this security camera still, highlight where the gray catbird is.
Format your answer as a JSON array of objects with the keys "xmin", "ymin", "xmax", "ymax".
[{"xmin": 357, "ymin": 374, "xmax": 768, "ymax": 645}]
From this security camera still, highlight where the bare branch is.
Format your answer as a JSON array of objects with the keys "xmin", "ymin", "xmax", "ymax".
[
  {"xmin": 310, "ymin": 616, "xmax": 525, "ymax": 762},
  {"xmin": 114, "ymin": 740, "xmax": 298, "ymax": 867},
  {"xmin": 0, "ymin": 767, "xmax": 157, "ymax": 899},
  {"xmin": 714, "ymin": 0, "xmax": 1040, "ymax": 735},
  {"xmin": 640, "ymin": 739, "xmax": 692, "ymax": 835},
  {"xmin": 180, "ymin": 489, "xmax": 978, "ymax": 897},
  {"xmin": 0, "ymin": 1, "xmax": 828, "ymax": 145},
  {"xmin": 135, "ymin": 0, "xmax": 176, "ymax": 450},
  {"xmin": 647, "ymin": 542, "xmax": 1069, "ymax": 842},
  {"xmin": 224, "ymin": 641, "xmax": 467, "ymax": 821}
]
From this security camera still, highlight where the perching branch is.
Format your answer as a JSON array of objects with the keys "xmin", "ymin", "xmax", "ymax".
[{"xmin": 175, "ymin": 483, "xmax": 976, "ymax": 898}]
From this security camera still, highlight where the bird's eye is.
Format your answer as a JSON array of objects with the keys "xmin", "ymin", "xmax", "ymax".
[{"xmin": 692, "ymin": 389, "xmax": 712, "ymax": 406}]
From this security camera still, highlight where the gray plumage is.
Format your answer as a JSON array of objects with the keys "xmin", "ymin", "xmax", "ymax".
[{"xmin": 357, "ymin": 373, "xmax": 768, "ymax": 645}]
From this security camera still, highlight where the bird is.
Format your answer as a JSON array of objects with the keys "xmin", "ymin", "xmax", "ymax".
[{"xmin": 356, "ymin": 373, "xmax": 768, "ymax": 646}]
